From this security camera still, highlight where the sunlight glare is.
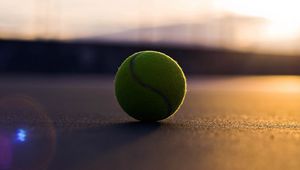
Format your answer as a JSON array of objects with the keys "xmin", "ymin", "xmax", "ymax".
[
  {"xmin": 264, "ymin": 21, "xmax": 300, "ymax": 40},
  {"xmin": 216, "ymin": 0, "xmax": 300, "ymax": 41},
  {"xmin": 16, "ymin": 129, "xmax": 27, "ymax": 142}
]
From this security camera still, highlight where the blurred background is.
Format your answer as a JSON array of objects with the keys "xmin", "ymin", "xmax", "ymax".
[
  {"xmin": 1, "ymin": 0, "xmax": 300, "ymax": 75},
  {"xmin": 3, "ymin": 2, "xmax": 300, "ymax": 170}
]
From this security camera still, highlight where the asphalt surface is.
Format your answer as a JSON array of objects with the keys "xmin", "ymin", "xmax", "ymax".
[{"xmin": 1, "ymin": 75, "xmax": 300, "ymax": 170}]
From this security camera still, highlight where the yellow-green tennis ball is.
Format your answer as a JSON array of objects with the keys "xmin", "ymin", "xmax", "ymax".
[{"xmin": 115, "ymin": 51, "xmax": 186, "ymax": 121}]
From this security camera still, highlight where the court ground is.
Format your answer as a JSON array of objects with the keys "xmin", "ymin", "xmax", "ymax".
[{"xmin": 1, "ymin": 75, "xmax": 300, "ymax": 170}]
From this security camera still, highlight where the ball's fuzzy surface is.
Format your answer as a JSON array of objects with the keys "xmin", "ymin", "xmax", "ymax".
[{"xmin": 115, "ymin": 51, "xmax": 186, "ymax": 121}]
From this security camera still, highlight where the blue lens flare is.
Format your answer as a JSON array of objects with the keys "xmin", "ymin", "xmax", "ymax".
[{"xmin": 16, "ymin": 129, "xmax": 27, "ymax": 142}]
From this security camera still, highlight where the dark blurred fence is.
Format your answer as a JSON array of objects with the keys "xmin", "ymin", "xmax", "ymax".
[{"xmin": 1, "ymin": 40, "xmax": 300, "ymax": 75}]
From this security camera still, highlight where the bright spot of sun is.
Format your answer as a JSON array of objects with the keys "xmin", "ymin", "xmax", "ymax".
[
  {"xmin": 216, "ymin": 0, "xmax": 300, "ymax": 40},
  {"xmin": 264, "ymin": 21, "xmax": 300, "ymax": 40}
]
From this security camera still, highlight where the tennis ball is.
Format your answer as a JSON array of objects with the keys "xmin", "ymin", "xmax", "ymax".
[{"xmin": 115, "ymin": 51, "xmax": 186, "ymax": 121}]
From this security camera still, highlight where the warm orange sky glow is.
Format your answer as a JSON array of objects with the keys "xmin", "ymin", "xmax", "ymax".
[{"xmin": 1, "ymin": 0, "xmax": 300, "ymax": 54}]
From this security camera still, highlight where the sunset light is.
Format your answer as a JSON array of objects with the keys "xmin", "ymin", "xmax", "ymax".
[
  {"xmin": 216, "ymin": 0, "xmax": 300, "ymax": 39},
  {"xmin": 3, "ymin": 1, "xmax": 300, "ymax": 169},
  {"xmin": 1, "ymin": 0, "xmax": 300, "ymax": 54}
]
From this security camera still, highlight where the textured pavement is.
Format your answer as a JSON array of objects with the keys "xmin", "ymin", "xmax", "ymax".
[{"xmin": 1, "ymin": 76, "xmax": 300, "ymax": 170}]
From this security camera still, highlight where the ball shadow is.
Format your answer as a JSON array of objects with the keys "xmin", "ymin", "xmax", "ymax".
[{"xmin": 50, "ymin": 121, "xmax": 162, "ymax": 169}]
